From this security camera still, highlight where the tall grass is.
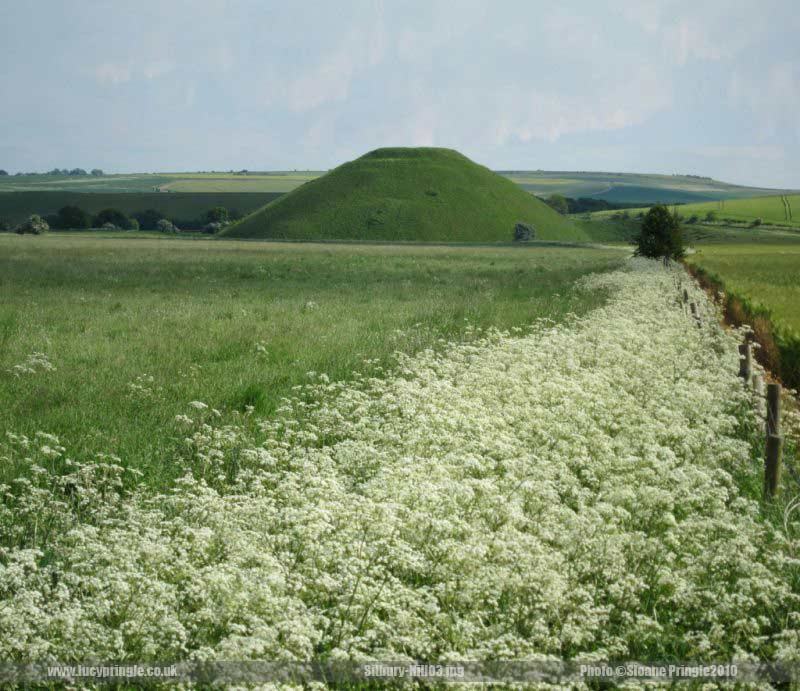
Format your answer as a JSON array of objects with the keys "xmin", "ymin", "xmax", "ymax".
[{"xmin": 0, "ymin": 233, "xmax": 624, "ymax": 491}]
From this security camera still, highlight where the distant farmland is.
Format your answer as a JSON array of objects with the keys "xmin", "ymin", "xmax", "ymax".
[
  {"xmin": 589, "ymin": 194, "xmax": 800, "ymax": 227},
  {"xmin": 2, "ymin": 169, "xmax": 793, "ymax": 205},
  {"xmin": 0, "ymin": 191, "xmax": 281, "ymax": 225},
  {"xmin": 502, "ymin": 170, "xmax": 794, "ymax": 205}
]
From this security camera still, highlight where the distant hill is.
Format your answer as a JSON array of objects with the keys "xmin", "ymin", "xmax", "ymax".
[
  {"xmin": 223, "ymin": 148, "xmax": 585, "ymax": 243},
  {"xmin": 501, "ymin": 171, "xmax": 795, "ymax": 205}
]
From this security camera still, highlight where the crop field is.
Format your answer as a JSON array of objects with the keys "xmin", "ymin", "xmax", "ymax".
[
  {"xmin": 0, "ymin": 172, "xmax": 321, "ymax": 194},
  {"xmin": 0, "ymin": 191, "xmax": 281, "ymax": 225},
  {"xmin": 2, "ymin": 248, "xmax": 800, "ymax": 662},
  {"xmin": 590, "ymin": 194, "xmax": 800, "ymax": 228},
  {"xmin": 686, "ymin": 238, "xmax": 800, "ymax": 387},
  {"xmin": 0, "ymin": 233, "xmax": 624, "ymax": 492}
]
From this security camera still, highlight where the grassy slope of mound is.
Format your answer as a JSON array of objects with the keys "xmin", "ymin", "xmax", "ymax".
[{"xmin": 224, "ymin": 148, "xmax": 586, "ymax": 242}]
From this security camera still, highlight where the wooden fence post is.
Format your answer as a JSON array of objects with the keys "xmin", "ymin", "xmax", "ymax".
[
  {"xmin": 689, "ymin": 302, "xmax": 701, "ymax": 327},
  {"xmin": 767, "ymin": 383, "xmax": 781, "ymax": 437},
  {"xmin": 738, "ymin": 342, "xmax": 752, "ymax": 382},
  {"xmin": 765, "ymin": 383, "xmax": 783, "ymax": 500}
]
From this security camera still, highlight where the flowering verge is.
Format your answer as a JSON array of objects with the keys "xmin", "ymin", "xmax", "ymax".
[{"xmin": 1, "ymin": 258, "xmax": 799, "ymax": 663}]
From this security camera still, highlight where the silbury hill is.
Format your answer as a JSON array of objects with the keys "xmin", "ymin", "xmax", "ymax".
[{"xmin": 223, "ymin": 147, "xmax": 586, "ymax": 242}]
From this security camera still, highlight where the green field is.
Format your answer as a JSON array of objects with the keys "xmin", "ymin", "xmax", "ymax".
[
  {"xmin": 589, "ymin": 194, "xmax": 800, "ymax": 228},
  {"xmin": 0, "ymin": 172, "xmax": 320, "ymax": 194},
  {"xmin": 686, "ymin": 238, "xmax": 800, "ymax": 387},
  {"xmin": 0, "ymin": 232, "xmax": 624, "ymax": 489},
  {"xmin": 157, "ymin": 172, "xmax": 321, "ymax": 193},
  {"xmin": 0, "ymin": 191, "xmax": 281, "ymax": 225},
  {"xmin": 226, "ymin": 147, "xmax": 585, "ymax": 242}
]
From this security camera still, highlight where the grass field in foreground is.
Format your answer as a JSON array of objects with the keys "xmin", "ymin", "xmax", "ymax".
[{"xmin": 0, "ymin": 233, "xmax": 624, "ymax": 489}]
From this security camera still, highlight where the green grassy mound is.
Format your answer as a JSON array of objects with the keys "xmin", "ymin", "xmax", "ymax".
[{"xmin": 224, "ymin": 147, "xmax": 586, "ymax": 242}]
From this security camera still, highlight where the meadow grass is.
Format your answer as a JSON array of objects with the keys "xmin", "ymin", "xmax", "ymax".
[{"xmin": 0, "ymin": 232, "xmax": 624, "ymax": 490}]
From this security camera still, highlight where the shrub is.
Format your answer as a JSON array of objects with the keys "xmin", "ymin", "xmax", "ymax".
[
  {"xmin": 56, "ymin": 205, "xmax": 90, "ymax": 229},
  {"xmin": 157, "ymin": 218, "xmax": 177, "ymax": 233},
  {"xmin": 101, "ymin": 222, "xmax": 118, "ymax": 230},
  {"xmin": 15, "ymin": 214, "xmax": 49, "ymax": 234},
  {"xmin": 133, "ymin": 209, "xmax": 165, "ymax": 230},
  {"xmin": 635, "ymin": 203, "xmax": 684, "ymax": 260},
  {"xmin": 203, "ymin": 222, "xmax": 224, "ymax": 234},
  {"xmin": 90, "ymin": 169, "xmax": 103, "ymax": 176},
  {"xmin": 0, "ymin": 217, "xmax": 10, "ymax": 231},
  {"xmin": 687, "ymin": 215, "xmax": 699, "ymax": 225},
  {"xmin": 705, "ymin": 210, "xmax": 717, "ymax": 222},
  {"xmin": 0, "ymin": 169, "xmax": 8, "ymax": 176},
  {"xmin": 752, "ymin": 217, "xmax": 763, "ymax": 227},
  {"xmin": 513, "ymin": 222, "xmax": 534, "ymax": 241},
  {"xmin": 93, "ymin": 208, "xmax": 129, "ymax": 229}
]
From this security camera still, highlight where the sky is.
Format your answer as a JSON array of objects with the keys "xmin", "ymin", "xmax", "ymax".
[{"xmin": 1, "ymin": 0, "xmax": 798, "ymax": 187}]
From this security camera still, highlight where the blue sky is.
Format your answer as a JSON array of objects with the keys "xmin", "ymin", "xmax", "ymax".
[{"xmin": 1, "ymin": 0, "xmax": 798, "ymax": 187}]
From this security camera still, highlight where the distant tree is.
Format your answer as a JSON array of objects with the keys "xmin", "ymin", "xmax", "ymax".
[
  {"xmin": 687, "ymin": 214, "xmax": 699, "ymax": 224},
  {"xmin": 127, "ymin": 218, "xmax": 140, "ymax": 231},
  {"xmin": 101, "ymin": 222, "xmax": 118, "ymax": 230},
  {"xmin": 0, "ymin": 169, "xmax": 8, "ymax": 176},
  {"xmin": 90, "ymin": 168, "xmax": 104, "ymax": 176},
  {"xmin": 0, "ymin": 217, "xmax": 10, "ymax": 231},
  {"xmin": 56, "ymin": 205, "xmax": 90, "ymax": 229},
  {"xmin": 205, "ymin": 206, "xmax": 229, "ymax": 224},
  {"xmin": 93, "ymin": 208, "xmax": 129, "ymax": 229},
  {"xmin": 635, "ymin": 203, "xmax": 684, "ymax": 261},
  {"xmin": 15, "ymin": 214, "xmax": 49, "ymax": 235},
  {"xmin": 133, "ymin": 209, "xmax": 165, "ymax": 230},
  {"xmin": 69, "ymin": 168, "xmax": 88, "ymax": 176},
  {"xmin": 752, "ymin": 217, "xmax": 763, "ymax": 227},
  {"xmin": 544, "ymin": 194, "xmax": 569, "ymax": 215},
  {"xmin": 705, "ymin": 210, "xmax": 717, "ymax": 222}
]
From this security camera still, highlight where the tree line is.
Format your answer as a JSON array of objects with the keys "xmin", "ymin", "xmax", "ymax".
[
  {"xmin": 0, "ymin": 206, "xmax": 237, "ymax": 234},
  {"xmin": 0, "ymin": 168, "xmax": 103, "ymax": 177}
]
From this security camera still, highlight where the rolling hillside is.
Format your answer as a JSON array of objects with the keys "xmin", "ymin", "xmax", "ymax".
[
  {"xmin": 224, "ymin": 148, "xmax": 585, "ymax": 242},
  {"xmin": 502, "ymin": 170, "xmax": 794, "ymax": 205}
]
